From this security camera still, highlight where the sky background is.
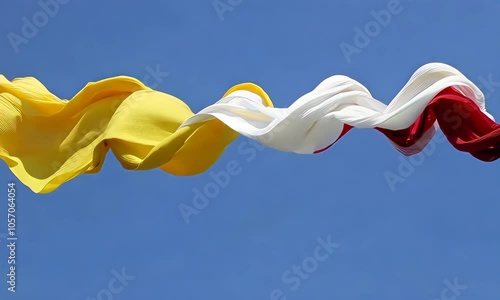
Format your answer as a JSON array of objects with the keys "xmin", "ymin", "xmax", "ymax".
[{"xmin": 1, "ymin": 0, "xmax": 500, "ymax": 299}]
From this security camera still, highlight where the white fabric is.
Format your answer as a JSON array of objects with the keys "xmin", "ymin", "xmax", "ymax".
[{"xmin": 180, "ymin": 63, "xmax": 493, "ymax": 154}]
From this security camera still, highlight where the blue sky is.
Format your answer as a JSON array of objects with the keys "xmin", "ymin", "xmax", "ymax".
[{"xmin": 1, "ymin": 0, "xmax": 500, "ymax": 299}]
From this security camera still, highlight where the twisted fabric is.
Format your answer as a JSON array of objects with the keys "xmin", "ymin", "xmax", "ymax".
[{"xmin": 1, "ymin": 63, "xmax": 499, "ymax": 193}]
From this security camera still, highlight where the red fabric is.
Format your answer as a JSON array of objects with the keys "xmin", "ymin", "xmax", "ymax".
[
  {"xmin": 377, "ymin": 87, "xmax": 500, "ymax": 161},
  {"xmin": 317, "ymin": 87, "xmax": 500, "ymax": 161}
]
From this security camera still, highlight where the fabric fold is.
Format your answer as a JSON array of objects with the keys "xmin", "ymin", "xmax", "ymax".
[{"xmin": 0, "ymin": 62, "xmax": 498, "ymax": 193}]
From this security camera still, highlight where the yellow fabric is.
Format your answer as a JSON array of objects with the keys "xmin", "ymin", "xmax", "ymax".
[{"xmin": 0, "ymin": 75, "xmax": 274, "ymax": 193}]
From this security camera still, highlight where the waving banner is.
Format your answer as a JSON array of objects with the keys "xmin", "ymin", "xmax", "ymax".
[{"xmin": 1, "ymin": 63, "xmax": 499, "ymax": 193}]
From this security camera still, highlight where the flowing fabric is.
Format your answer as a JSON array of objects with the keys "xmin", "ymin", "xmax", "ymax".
[{"xmin": 1, "ymin": 63, "xmax": 499, "ymax": 193}]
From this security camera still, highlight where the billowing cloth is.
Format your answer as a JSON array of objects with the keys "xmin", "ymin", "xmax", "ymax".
[{"xmin": 1, "ymin": 63, "xmax": 499, "ymax": 193}]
